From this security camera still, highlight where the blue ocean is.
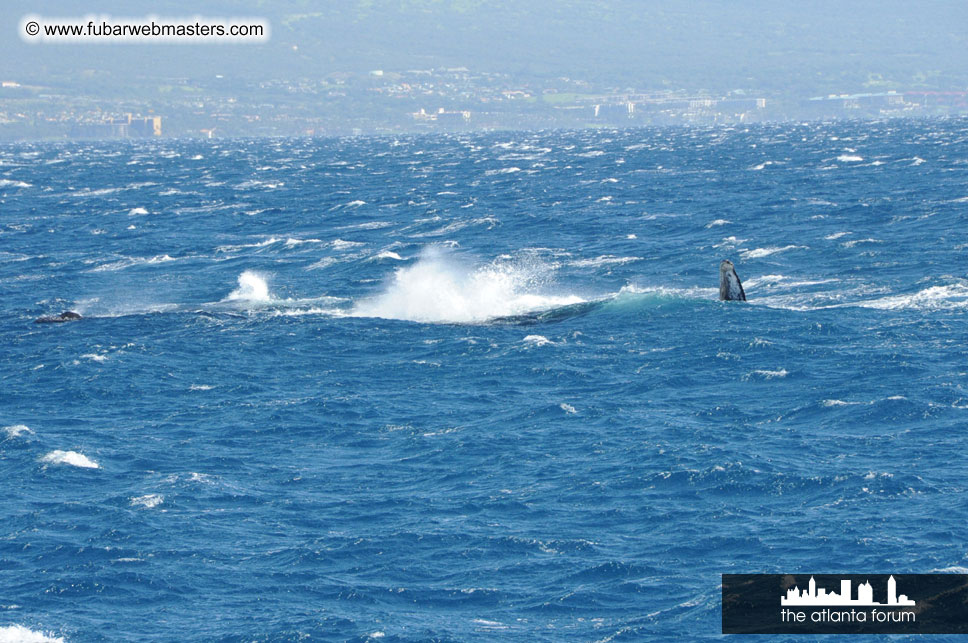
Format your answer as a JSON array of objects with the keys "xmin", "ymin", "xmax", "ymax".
[{"xmin": 2, "ymin": 119, "xmax": 967, "ymax": 641}]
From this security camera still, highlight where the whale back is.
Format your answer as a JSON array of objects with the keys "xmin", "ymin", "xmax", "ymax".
[
  {"xmin": 719, "ymin": 260, "xmax": 746, "ymax": 301},
  {"xmin": 34, "ymin": 310, "xmax": 82, "ymax": 324}
]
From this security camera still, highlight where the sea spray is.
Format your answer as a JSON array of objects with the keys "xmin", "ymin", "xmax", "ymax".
[
  {"xmin": 351, "ymin": 247, "xmax": 584, "ymax": 323},
  {"xmin": 226, "ymin": 270, "xmax": 271, "ymax": 302}
]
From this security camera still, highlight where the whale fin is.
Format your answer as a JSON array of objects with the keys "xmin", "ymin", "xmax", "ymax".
[{"xmin": 719, "ymin": 260, "xmax": 746, "ymax": 301}]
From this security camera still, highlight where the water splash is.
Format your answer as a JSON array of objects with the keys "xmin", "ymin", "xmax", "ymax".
[
  {"xmin": 226, "ymin": 270, "xmax": 271, "ymax": 302},
  {"xmin": 351, "ymin": 247, "xmax": 584, "ymax": 323}
]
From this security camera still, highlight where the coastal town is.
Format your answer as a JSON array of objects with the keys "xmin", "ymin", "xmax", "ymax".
[{"xmin": 1, "ymin": 65, "xmax": 965, "ymax": 140}]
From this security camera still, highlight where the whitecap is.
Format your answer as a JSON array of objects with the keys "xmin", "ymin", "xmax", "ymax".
[
  {"xmin": 842, "ymin": 238, "xmax": 882, "ymax": 248},
  {"xmin": 130, "ymin": 494, "xmax": 163, "ymax": 508},
  {"xmin": 372, "ymin": 251, "xmax": 404, "ymax": 261},
  {"xmin": 560, "ymin": 403, "xmax": 577, "ymax": 414},
  {"xmin": 331, "ymin": 239, "xmax": 364, "ymax": 250},
  {"xmin": 837, "ymin": 154, "xmax": 864, "ymax": 162},
  {"xmin": 128, "ymin": 207, "xmax": 149, "ymax": 215},
  {"xmin": 854, "ymin": 284, "xmax": 968, "ymax": 310},
  {"xmin": 2, "ymin": 425, "xmax": 32, "ymax": 438},
  {"xmin": 522, "ymin": 335, "xmax": 554, "ymax": 347},
  {"xmin": 41, "ymin": 450, "xmax": 99, "ymax": 469},
  {"xmin": 284, "ymin": 238, "xmax": 323, "ymax": 247},
  {"xmin": 740, "ymin": 245, "xmax": 804, "ymax": 259},
  {"xmin": 0, "ymin": 625, "xmax": 64, "ymax": 643},
  {"xmin": 90, "ymin": 254, "xmax": 176, "ymax": 272},
  {"xmin": 825, "ymin": 231, "xmax": 851, "ymax": 240},
  {"xmin": 705, "ymin": 219, "xmax": 731, "ymax": 227},
  {"xmin": 569, "ymin": 255, "xmax": 641, "ymax": 268},
  {"xmin": 0, "ymin": 179, "xmax": 32, "ymax": 188},
  {"xmin": 751, "ymin": 369, "xmax": 788, "ymax": 379}
]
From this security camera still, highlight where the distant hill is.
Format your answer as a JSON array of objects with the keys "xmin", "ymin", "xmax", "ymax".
[{"xmin": 3, "ymin": 0, "xmax": 967, "ymax": 94}]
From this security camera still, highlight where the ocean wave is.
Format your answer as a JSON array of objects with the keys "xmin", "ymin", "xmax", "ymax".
[
  {"xmin": 131, "ymin": 494, "xmax": 164, "ymax": 508},
  {"xmin": 522, "ymin": 334, "xmax": 555, "ymax": 347},
  {"xmin": 852, "ymin": 284, "xmax": 968, "ymax": 310},
  {"xmin": 2, "ymin": 424, "xmax": 33, "ymax": 438},
  {"xmin": 89, "ymin": 254, "xmax": 177, "ymax": 272},
  {"xmin": 569, "ymin": 255, "xmax": 641, "ymax": 268},
  {"xmin": 0, "ymin": 179, "xmax": 32, "ymax": 188},
  {"xmin": 740, "ymin": 245, "xmax": 805, "ymax": 259},
  {"xmin": 41, "ymin": 450, "xmax": 99, "ymax": 469},
  {"xmin": 0, "ymin": 625, "xmax": 64, "ymax": 643}
]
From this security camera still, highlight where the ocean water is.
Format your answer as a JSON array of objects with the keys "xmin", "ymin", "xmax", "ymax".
[{"xmin": 1, "ymin": 119, "xmax": 967, "ymax": 641}]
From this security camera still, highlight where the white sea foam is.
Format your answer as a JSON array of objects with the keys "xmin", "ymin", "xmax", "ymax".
[
  {"xmin": 854, "ymin": 284, "xmax": 968, "ymax": 310},
  {"xmin": 522, "ymin": 335, "xmax": 554, "ymax": 347},
  {"xmin": 372, "ymin": 251, "xmax": 404, "ymax": 261},
  {"xmin": 41, "ymin": 450, "xmax": 99, "ymax": 469},
  {"xmin": 713, "ymin": 236, "xmax": 747, "ymax": 248},
  {"xmin": 331, "ymin": 239, "xmax": 365, "ymax": 250},
  {"xmin": 751, "ymin": 369, "xmax": 788, "ymax": 379},
  {"xmin": 560, "ymin": 403, "xmax": 578, "ymax": 414},
  {"xmin": 0, "ymin": 179, "xmax": 32, "ymax": 188},
  {"xmin": 351, "ymin": 247, "xmax": 584, "ymax": 323},
  {"xmin": 2, "ymin": 425, "xmax": 32, "ymax": 438},
  {"xmin": 740, "ymin": 245, "xmax": 804, "ymax": 259},
  {"xmin": 825, "ymin": 231, "xmax": 851, "ymax": 240},
  {"xmin": 80, "ymin": 353, "xmax": 108, "ymax": 362},
  {"xmin": 284, "ymin": 237, "xmax": 323, "ymax": 247},
  {"xmin": 837, "ymin": 154, "xmax": 864, "ymax": 162},
  {"xmin": 705, "ymin": 219, "xmax": 731, "ymax": 227},
  {"xmin": 822, "ymin": 399, "xmax": 862, "ymax": 407},
  {"xmin": 215, "ymin": 237, "xmax": 281, "ymax": 253},
  {"xmin": 128, "ymin": 207, "xmax": 148, "ymax": 215},
  {"xmin": 842, "ymin": 238, "xmax": 882, "ymax": 248},
  {"xmin": 130, "ymin": 494, "xmax": 163, "ymax": 508},
  {"xmin": 225, "ymin": 271, "xmax": 271, "ymax": 302},
  {"xmin": 90, "ymin": 254, "xmax": 177, "ymax": 272},
  {"xmin": 569, "ymin": 255, "xmax": 641, "ymax": 268},
  {"xmin": 0, "ymin": 625, "xmax": 64, "ymax": 643}
]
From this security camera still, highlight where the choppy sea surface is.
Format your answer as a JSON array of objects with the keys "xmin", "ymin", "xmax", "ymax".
[{"xmin": 2, "ymin": 119, "xmax": 968, "ymax": 641}]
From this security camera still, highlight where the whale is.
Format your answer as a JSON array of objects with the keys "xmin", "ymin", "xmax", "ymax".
[
  {"xmin": 34, "ymin": 311, "xmax": 82, "ymax": 324},
  {"xmin": 719, "ymin": 260, "xmax": 746, "ymax": 301}
]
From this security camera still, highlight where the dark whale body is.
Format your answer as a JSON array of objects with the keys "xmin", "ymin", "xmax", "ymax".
[
  {"xmin": 34, "ymin": 311, "xmax": 82, "ymax": 324},
  {"xmin": 719, "ymin": 260, "xmax": 746, "ymax": 302}
]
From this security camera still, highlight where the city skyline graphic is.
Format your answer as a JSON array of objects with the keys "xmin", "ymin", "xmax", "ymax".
[{"xmin": 781, "ymin": 576, "xmax": 915, "ymax": 607}]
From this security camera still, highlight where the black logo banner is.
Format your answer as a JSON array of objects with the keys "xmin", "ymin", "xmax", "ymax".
[{"xmin": 723, "ymin": 574, "xmax": 968, "ymax": 634}]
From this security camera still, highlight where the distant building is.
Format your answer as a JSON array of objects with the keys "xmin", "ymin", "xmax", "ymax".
[
  {"xmin": 593, "ymin": 102, "xmax": 634, "ymax": 121},
  {"xmin": 70, "ymin": 114, "xmax": 161, "ymax": 139},
  {"xmin": 411, "ymin": 108, "xmax": 471, "ymax": 127}
]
